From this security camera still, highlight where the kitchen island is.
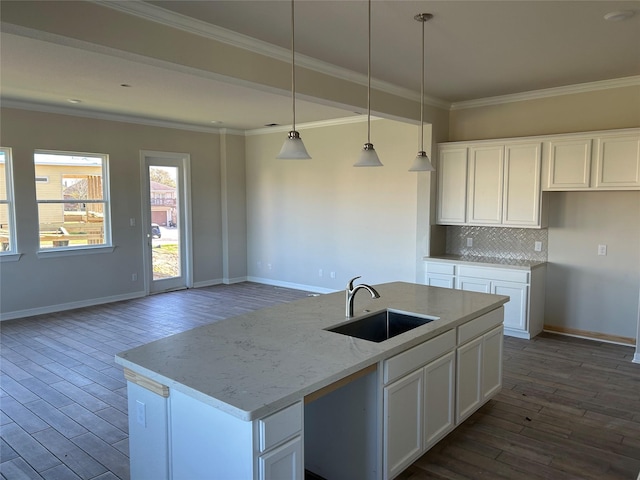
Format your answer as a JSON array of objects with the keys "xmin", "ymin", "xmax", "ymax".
[{"xmin": 115, "ymin": 282, "xmax": 508, "ymax": 480}]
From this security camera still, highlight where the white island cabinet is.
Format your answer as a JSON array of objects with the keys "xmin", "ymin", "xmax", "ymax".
[{"xmin": 116, "ymin": 282, "xmax": 508, "ymax": 480}]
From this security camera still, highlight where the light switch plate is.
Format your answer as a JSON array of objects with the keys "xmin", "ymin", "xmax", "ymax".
[{"xmin": 598, "ymin": 244, "xmax": 607, "ymax": 256}]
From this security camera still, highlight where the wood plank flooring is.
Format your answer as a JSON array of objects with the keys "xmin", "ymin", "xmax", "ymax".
[{"xmin": 1, "ymin": 282, "xmax": 639, "ymax": 479}]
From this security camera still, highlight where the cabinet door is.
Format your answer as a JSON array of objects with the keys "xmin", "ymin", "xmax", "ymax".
[
  {"xmin": 467, "ymin": 145, "xmax": 504, "ymax": 225},
  {"xmin": 547, "ymin": 138, "xmax": 592, "ymax": 189},
  {"xmin": 426, "ymin": 273, "xmax": 455, "ymax": 289},
  {"xmin": 437, "ymin": 147, "xmax": 468, "ymax": 224},
  {"xmin": 594, "ymin": 133, "xmax": 640, "ymax": 188},
  {"xmin": 457, "ymin": 276, "xmax": 491, "ymax": 293},
  {"xmin": 384, "ymin": 369, "xmax": 423, "ymax": 479},
  {"xmin": 423, "ymin": 352, "xmax": 455, "ymax": 450},
  {"xmin": 482, "ymin": 326, "xmax": 503, "ymax": 401},
  {"xmin": 492, "ymin": 281, "xmax": 528, "ymax": 332},
  {"xmin": 258, "ymin": 437, "xmax": 303, "ymax": 480},
  {"xmin": 456, "ymin": 335, "xmax": 483, "ymax": 423},
  {"xmin": 503, "ymin": 143, "xmax": 542, "ymax": 226}
]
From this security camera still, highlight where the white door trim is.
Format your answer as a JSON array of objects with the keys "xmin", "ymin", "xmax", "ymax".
[{"xmin": 140, "ymin": 150, "xmax": 193, "ymax": 294}]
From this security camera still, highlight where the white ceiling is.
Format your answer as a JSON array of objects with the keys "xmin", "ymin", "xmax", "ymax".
[{"xmin": 1, "ymin": 0, "xmax": 639, "ymax": 131}]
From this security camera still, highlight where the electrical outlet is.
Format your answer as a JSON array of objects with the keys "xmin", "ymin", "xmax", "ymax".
[
  {"xmin": 318, "ymin": 269, "xmax": 323, "ymax": 277},
  {"xmin": 129, "ymin": 217, "xmax": 136, "ymax": 227},
  {"xmin": 330, "ymin": 272, "xmax": 336, "ymax": 279},
  {"xmin": 466, "ymin": 237, "xmax": 473, "ymax": 247},
  {"xmin": 131, "ymin": 273, "xmax": 138, "ymax": 282},
  {"xmin": 267, "ymin": 263, "xmax": 272, "ymax": 270},
  {"xmin": 136, "ymin": 400, "xmax": 146, "ymax": 427},
  {"xmin": 598, "ymin": 244, "xmax": 607, "ymax": 256},
  {"xmin": 534, "ymin": 241, "xmax": 542, "ymax": 252}
]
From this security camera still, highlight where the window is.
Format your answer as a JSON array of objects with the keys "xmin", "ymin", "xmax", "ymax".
[
  {"xmin": 0, "ymin": 148, "xmax": 17, "ymax": 254},
  {"xmin": 34, "ymin": 150, "xmax": 111, "ymax": 250}
]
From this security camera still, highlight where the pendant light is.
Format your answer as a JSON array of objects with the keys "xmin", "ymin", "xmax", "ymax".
[
  {"xmin": 354, "ymin": 0, "xmax": 383, "ymax": 167},
  {"xmin": 277, "ymin": 0, "xmax": 311, "ymax": 159},
  {"xmin": 409, "ymin": 13, "xmax": 435, "ymax": 172}
]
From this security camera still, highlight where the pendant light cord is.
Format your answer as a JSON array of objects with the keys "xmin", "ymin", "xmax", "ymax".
[
  {"xmin": 420, "ymin": 15, "xmax": 424, "ymax": 152},
  {"xmin": 367, "ymin": 0, "xmax": 372, "ymax": 144},
  {"xmin": 291, "ymin": 0, "xmax": 296, "ymax": 131}
]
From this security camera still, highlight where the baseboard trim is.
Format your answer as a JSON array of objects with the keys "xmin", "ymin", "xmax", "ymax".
[
  {"xmin": 0, "ymin": 291, "xmax": 147, "ymax": 322},
  {"xmin": 543, "ymin": 325, "xmax": 636, "ymax": 346},
  {"xmin": 246, "ymin": 276, "xmax": 336, "ymax": 295},
  {"xmin": 192, "ymin": 278, "xmax": 224, "ymax": 288},
  {"xmin": 503, "ymin": 328, "xmax": 532, "ymax": 340}
]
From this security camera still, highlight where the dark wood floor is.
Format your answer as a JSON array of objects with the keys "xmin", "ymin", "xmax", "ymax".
[{"xmin": 1, "ymin": 283, "xmax": 639, "ymax": 479}]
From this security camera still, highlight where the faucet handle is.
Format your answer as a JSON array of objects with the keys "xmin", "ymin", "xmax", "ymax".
[{"xmin": 347, "ymin": 276, "xmax": 362, "ymax": 290}]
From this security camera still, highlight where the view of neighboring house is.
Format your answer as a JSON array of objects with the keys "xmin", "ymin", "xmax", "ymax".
[{"xmin": 150, "ymin": 180, "xmax": 176, "ymax": 226}]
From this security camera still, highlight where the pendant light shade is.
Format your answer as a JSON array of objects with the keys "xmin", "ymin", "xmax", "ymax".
[
  {"xmin": 277, "ymin": 131, "xmax": 311, "ymax": 159},
  {"xmin": 410, "ymin": 13, "xmax": 435, "ymax": 172},
  {"xmin": 277, "ymin": 0, "xmax": 311, "ymax": 160},
  {"xmin": 355, "ymin": 143, "xmax": 383, "ymax": 167},
  {"xmin": 354, "ymin": 0, "xmax": 382, "ymax": 167},
  {"xmin": 409, "ymin": 151, "xmax": 435, "ymax": 171}
]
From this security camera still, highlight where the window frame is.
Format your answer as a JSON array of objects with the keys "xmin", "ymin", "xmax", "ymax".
[
  {"xmin": 34, "ymin": 149, "xmax": 113, "ymax": 253},
  {"xmin": 0, "ymin": 147, "xmax": 18, "ymax": 260}
]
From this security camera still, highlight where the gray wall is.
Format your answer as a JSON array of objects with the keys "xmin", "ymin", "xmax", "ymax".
[
  {"xmin": 546, "ymin": 191, "xmax": 640, "ymax": 339},
  {"xmin": 0, "ymin": 108, "xmax": 225, "ymax": 318},
  {"xmin": 245, "ymin": 119, "xmax": 429, "ymax": 292}
]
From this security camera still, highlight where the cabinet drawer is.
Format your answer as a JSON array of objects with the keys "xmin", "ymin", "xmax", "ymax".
[
  {"xmin": 457, "ymin": 265, "xmax": 528, "ymax": 283},
  {"xmin": 426, "ymin": 262, "xmax": 455, "ymax": 275},
  {"xmin": 258, "ymin": 402, "xmax": 302, "ymax": 453},
  {"xmin": 458, "ymin": 307, "xmax": 504, "ymax": 345},
  {"xmin": 384, "ymin": 329, "xmax": 456, "ymax": 384}
]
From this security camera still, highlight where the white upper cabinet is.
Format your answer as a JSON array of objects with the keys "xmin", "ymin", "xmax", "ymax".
[
  {"xmin": 595, "ymin": 133, "xmax": 640, "ymax": 188},
  {"xmin": 543, "ymin": 128, "xmax": 640, "ymax": 191},
  {"xmin": 503, "ymin": 143, "xmax": 542, "ymax": 226},
  {"xmin": 546, "ymin": 137, "xmax": 592, "ymax": 189},
  {"xmin": 436, "ymin": 147, "xmax": 468, "ymax": 225},
  {"xmin": 437, "ymin": 141, "xmax": 543, "ymax": 228},
  {"xmin": 467, "ymin": 145, "xmax": 504, "ymax": 225}
]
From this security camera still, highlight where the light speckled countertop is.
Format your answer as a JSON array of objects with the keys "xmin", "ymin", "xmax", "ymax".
[
  {"xmin": 115, "ymin": 282, "xmax": 508, "ymax": 421},
  {"xmin": 425, "ymin": 255, "xmax": 546, "ymax": 270}
]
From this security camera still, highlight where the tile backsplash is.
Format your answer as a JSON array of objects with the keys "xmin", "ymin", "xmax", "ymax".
[{"xmin": 446, "ymin": 226, "xmax": 548, "ymax": 262}]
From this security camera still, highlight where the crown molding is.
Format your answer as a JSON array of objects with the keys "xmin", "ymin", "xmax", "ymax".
[
  {"xmin": 92, "ymin": 0, "xmax": 450, "ymax": 110},
  {"xmin": 451, "ymin": 75, "xmax": 640, "ymax": 110},
  {"xmin": 246, "ymin": 115, "xmax": 371, "ymax": 136},
  {"xmin": 1, "ymin": 99, "xmax": 242, "ymax": 134}
]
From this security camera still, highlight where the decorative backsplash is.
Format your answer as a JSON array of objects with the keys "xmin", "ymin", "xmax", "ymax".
[{"xmin": 446, "ymin": 226, "xmax": 548, "ymax": 262}]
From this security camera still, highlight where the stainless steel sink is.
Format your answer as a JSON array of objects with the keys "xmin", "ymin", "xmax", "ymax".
[{"xmin": 326, "ymin": 310, "xmax": 438, "ymax": 343}]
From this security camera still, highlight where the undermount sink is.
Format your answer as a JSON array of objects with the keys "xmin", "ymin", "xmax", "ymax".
[{"xmin": 326, "ymin": 310, "xmax": 438, "ymax": 343}]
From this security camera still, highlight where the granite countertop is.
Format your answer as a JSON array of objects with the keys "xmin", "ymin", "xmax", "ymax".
[
  {"xmin": 115, "ymin": 282, "xmax": 508, "ymax": 421},
  {"xmin": 425, "ymin": 254, "xmax": 546, "ymax": 270}
]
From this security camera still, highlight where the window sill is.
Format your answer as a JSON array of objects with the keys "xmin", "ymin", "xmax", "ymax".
[
  {"xmin": 37, "ymin": 245, "xmax": 116, "ymax": 259},
  {"xmin": 0, "ymin": 252, "xmax": 23, "ymax": 263}
]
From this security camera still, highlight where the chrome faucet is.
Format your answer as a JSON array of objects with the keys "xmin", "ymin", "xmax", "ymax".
[{"xmin": 345, "ymin": 276, "xmax": 380, "ymax": 317}]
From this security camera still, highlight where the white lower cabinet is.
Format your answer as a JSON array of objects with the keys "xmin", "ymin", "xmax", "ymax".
[
  {"xmin": 383, "ymin": 354, "xmax": 456, "ymax": 480},
  {"xmin": 426, "ymin": 273, "xmax": 455, "ymax": 288},
  {"xmin": 456, "ymin": 335, "xmax": 483, "ymax": 422},
  {"xmin": 427, "ymin": 260, "xmax": 545, "ymax": 339},
  {"xmin": 258, "ymin": 437, "xmax": 303, "ymax": 480},
  {"xmin": 456, "ymin": 325, "xmax": 503, "ymax": 424},
  {"xmin": 384, "ymin": 369, "xmax": 424, "ymax": 479},
  {"xmin": 423, "ymin": 352, "xmax": 456, "ymax": 448},
  {"xmin": 382, "ymin": 331, "xmax": 457, "ymax": 479}
]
